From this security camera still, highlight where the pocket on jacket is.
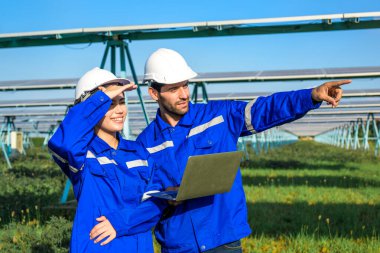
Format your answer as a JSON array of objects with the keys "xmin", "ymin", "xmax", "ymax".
[
  {"xmin": 88, "ymin": 165, "xmax": 116, "ymax": 180},
  {"xmin": 192, "ymin": 132, "xmax": 218, "ymax": 149}
]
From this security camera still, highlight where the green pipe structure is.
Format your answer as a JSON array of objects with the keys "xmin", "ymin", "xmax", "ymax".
[
  {"xmin": 191, "ymin": 82, "xmax": 209, "ymax": 104},
  {"xmin": 43, "ymin": 123, "xmax": 60, "ymax": 148},
  {"xmin": 124, "ymin": 42, "xmax": 150, "ymax": 126},
  {"xmin": 237, "ymin": 138, "xmax": 249, "ymax": 161},
  {"xmin": 99, "ymin": 40, "xmax": 149, "ymax": 138},
  {"xmin": 0, "ymin": 116, "xmax": 16, "ymax": 168},
  {"xmin": 238, "ymin": 128, "xmax": 298, "ymax": 159},
  {"xmin": 315, "ymin": 113, "xmax": 380, "ymax": 156},
  {"xmin": 23, "ymin": 132, "xmax": 33, "ymax": 150},
  {"xmin": 1, "ymin": 12, "xmax": 380, "ymax": 49},
  {"xmin": 60, "ymin": 179, "xmax": 72, "ymax": 204}
]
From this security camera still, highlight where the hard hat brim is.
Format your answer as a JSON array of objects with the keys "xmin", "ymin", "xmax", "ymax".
[
  {"xmin": 101, "ymin": 78, "xmax": 131, "ymax": 86},
  {"xmin": 144, "ymin": 69, "xmax": 197, "ymax": 85}
]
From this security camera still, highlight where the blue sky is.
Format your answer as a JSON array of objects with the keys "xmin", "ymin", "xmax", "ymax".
[{"xmin": 0, "ymin": 0, "xmax": 380, "ymax": 98}]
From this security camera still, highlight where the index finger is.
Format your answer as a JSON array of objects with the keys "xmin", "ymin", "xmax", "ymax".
[
  {"xmin": 108, "ymin": 83, "xmax": 137, "ymax": 92},
  {"xmin": 325, "ymin": 80, "xmax": 351, "ymax": 88},
  {"xmin": 122, "ymin": 82, "xmax": 137, "ymax": 91},
  {"xmin": 103, "ymin": 83, "xmax": 137, "ymax": 99}
]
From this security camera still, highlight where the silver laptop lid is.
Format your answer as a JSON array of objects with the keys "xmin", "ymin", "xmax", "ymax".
[{"xmin": 176, "ymin": 151, "xmax": 243, "ymax": 201}]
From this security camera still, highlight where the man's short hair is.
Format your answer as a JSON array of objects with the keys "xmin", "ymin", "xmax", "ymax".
[{"xmin": 150, "ymin": 82, "xmax": 164, "ymax": 92}]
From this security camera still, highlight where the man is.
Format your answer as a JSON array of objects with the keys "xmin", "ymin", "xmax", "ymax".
[{"xmin": 135, "ymin": 48, "xmax": 350, "ymax": 253}]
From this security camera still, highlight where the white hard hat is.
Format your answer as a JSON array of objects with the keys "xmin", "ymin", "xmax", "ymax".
[
  {"xmin": 144, "ymin": 48, "xmax": 197, "ymax": 84},
  {"xmin": 75, "ymin": 67, "xmax": 130, "ymax": 100}
]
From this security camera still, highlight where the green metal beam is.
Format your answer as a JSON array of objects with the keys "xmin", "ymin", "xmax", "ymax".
[
  {"xmin": 191, "ymin": 82, "xmax": 209, "ymax": 104},
  {"xmin": 0, "ymin": 34, "xmax": 106, "ymax": 48},
  {"xmin": 1, "ymin": 20, "xmax": 379, "ymax": 48},
  {"xmin": 100, "ymin": 43, "xmax": 110, "ymax": 69},
  {"xmin": 123, "ymin": 20, "xmax": 380, "ymax": 41},
  {"xmin": 124, "ymin": 42, "xmax": 150, "ymax": 125}
]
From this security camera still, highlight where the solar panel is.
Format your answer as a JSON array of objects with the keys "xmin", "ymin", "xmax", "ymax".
[
  {"xmin": 0, "ymin": 85, "xmax": 378, "ymax": 137},
  {"xmin": 205, "ymin": 90, "xmax": 380, "ymax": 101},
  {"xmin": 0, "ymin": 98, "xmax": 73, "ymax": 108},
  {"xmin": 1, "ymin": 67, "xmax": 380, "ymax": 91},
  {"xmin": 13, "ymin": 116, "xmax": 63, "ymax": 123},
  {"xmin": 309, "ymin": 110, "xmax": 380, "ymax": 115},
  {"xmin": 324, "ymin": 66, "xmax": 380, "ymax": 74},
  {"xmin": 1, "ymin": 12, "xmax": 380, "ymax": 48},
  {"xmin": 280, "ymin": 124, "xmax": 343, "ymax": 136},
  {"xmin": 259, "ymin": 69, "xmax": 323, "ymax": 77},
  {"xmin": 0, "ymin": 78, "xmax": 77, "ymax": 90},
  {"xmin": 0, "ymin": 109, "xmax": 66, "ymax": 116}
]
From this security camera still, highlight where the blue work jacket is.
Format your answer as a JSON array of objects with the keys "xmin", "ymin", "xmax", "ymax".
[
  {"xmin": 48, "ymin": 91, "xmax": 156, "ymax": 253},
  {"xmin": 136, "ymin": 89, "xmax": 321, "ymax": 253}
]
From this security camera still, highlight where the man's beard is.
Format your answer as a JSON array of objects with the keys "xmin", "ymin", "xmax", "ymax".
[{"xmin": 161, "ymin": 99, "xmax": 189, "ymax": 118}]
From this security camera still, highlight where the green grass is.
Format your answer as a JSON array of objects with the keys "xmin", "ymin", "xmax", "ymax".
[
  {"xmin": 0, "ymin": 141, "xmax": 379, "ymax": 252},
  {"xmin": 30, "ymin": 138, "xmax": 45, "ymax": 148},
  {"xmin": 241, "ymin": 141, "xmax": 380, "ymax": 253}
]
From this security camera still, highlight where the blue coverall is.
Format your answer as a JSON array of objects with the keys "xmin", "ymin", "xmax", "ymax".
[
  {"xmin": 48, "ymin": 91, "xmax": 161, "ymax": 253},
  {"xmin": 132, "ymin": 89, "xmax": 321, "ymax": 253}
]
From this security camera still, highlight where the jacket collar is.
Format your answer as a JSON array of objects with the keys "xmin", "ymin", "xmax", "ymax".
[{"xmin": 91, "ymin": 133, "xmax": 136, "ymax": 154}]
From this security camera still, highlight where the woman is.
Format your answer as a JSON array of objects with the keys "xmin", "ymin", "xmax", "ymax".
[{"xmin": 48, "ymin": 67, "xmax": 159, "ymax": 253}]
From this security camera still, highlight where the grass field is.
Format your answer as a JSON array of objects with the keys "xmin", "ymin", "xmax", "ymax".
[
  {"xmin": 0, "ymin": 141, "xmax": 379, "ymax": 252},
  {"xmin": 241, "ymin": 141, "xmax": 380, "ymax": 253}
]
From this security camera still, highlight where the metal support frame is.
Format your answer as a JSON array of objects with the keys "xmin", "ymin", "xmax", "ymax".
[
  {"xmin": 191, "ymin": 82, "xmax": 209, "ymax": 104},
  {"xmin": 60, "ymin": 179, "xmax": 72, "ymax": 204},
  {"xmin": 100, "ymin": 40, "xmax": 149, "ymax": 139},
  {"xmin": 124, "ymin": 43, "xmax": 150, "ymax": 125},
  {"xmin": 238, "ymin": 128, "xmax": 298, "ymax": 159},
  {"xmin": 2, "ymin": 12, "xmax": 380, "ymax": 48},
  {"xmin": 0, "ymin": 116, "xmax": 16, "ymax": 168},
  {"xmin": 43, "ymin": 123, "xmax": 60, "ymax": 148},
  {"xmin": 23, "ymin": 131, "xmax": 33, "ymax": 150},
  {"xmin": 237, "ymin": 138, "xmax": 249, "ymax": 161},
  {"xmin": 315, "ymin": 113, "xmax": 380, "ymax": 156}
]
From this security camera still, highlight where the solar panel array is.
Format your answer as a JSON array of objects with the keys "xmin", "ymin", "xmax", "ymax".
[
  {"xmin": 1, "ymin": 66, "xmax": 380, "ymax": 91},
  {"xmin": 1, "ymin": 68, "xmax": 379, "ymax": 137},
  {"xmin": 1, "ymin": 12, "xmax": 379, "ymax": 48}
]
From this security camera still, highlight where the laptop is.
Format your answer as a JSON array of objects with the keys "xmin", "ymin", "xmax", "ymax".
[{"xmin": 148, "ymin": 151, "xmax": 243, "ymax": 201}]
